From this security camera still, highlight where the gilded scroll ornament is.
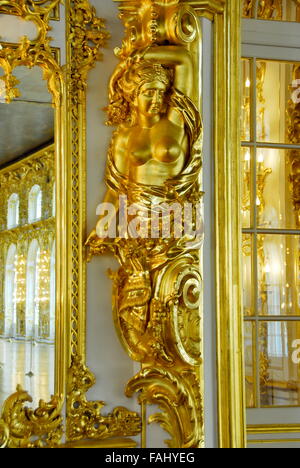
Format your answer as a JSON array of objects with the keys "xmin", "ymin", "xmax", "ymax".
[
  {"xmin": 0, "ymin": 385, "xmax": 63, "ymax": 448},
  {"xmin": 87, "ymin": 0, "xmax": 203, "ymax": 447},
  {"xmin": 65, "ymin": 0, "xmax": 109, "ymax": 361},
  {"xmin": 126, "ymin": 367, "xmax": 203, "ymax": 448},
  {"xmin": 68, "ymin": 0, "xmax": 110, "ymax": 99},
  {"xmin": 0, "ymin": 0, "xmax": 62, "ymax": 105},
  {"xmin": 66, "ymin": 356, "xmax": 141, "ymax": 442}
]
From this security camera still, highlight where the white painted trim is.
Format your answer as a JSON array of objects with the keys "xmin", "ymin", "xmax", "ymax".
[{"xmin": 242, "ymin": 19, "xmax": 300, "ymax": 49}]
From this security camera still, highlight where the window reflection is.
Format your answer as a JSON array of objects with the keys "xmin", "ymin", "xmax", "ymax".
[
  {"xmin": 243, "ymin": 0, "xmax": 300, "ymax": 22},
  {"xmin": 241, "ymin": 55, "xmax": 300, "ymax": 408},
  {"xmin": 7, "ymin": 193, "xmax": 19, "ymax": 229},
  {"xmin": 28, "ymin": 184, "xmax": 42, "ymax": 223},
  {"xmin": 259, "ymin": 321, "xmax": 300, "ymax": 406}
]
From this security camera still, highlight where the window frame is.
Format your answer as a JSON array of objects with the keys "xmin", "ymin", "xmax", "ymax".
[{"xmin": 242, "ymin": 16, "xmax": 300, "ymax": 442}]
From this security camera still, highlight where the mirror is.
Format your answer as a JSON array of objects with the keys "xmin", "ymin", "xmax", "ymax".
[{"xmin": 0, "ymin": 63, "xmax": 56, "ymax": 408}]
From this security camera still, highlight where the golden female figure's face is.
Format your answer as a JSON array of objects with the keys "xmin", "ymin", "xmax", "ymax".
[{"xmin": 135, "ymin": 81, "xmax": 167, "ymax": 117}]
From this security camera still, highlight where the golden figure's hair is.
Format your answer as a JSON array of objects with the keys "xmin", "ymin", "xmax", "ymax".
[{"xmin": 106, "ymin": 60, "xmax": 172, "ymax": 126}]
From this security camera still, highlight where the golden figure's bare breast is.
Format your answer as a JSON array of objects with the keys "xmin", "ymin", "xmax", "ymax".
[{"xmin": 113, "ymin": 118, "xmax": 188, "ymax": 186}]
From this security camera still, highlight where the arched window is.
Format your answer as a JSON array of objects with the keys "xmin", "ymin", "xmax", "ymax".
[
  {"xmin": 7, "ymin": 193, "xmax": 19, "ymax": 229},
  {"xmin": 28, "ymin": 185, "xmax": 42, "ymax": 223},
  {"xmin": 4, "ymin": 244, "xmax": 17, "ymax": 337},
  {"xmin": 25, "ymin": 240, "xmax": 40, "ymax": 339}
]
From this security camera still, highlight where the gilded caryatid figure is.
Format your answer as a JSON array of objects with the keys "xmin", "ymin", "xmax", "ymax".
[{"xmin": 87, "ymin": 0, "xmax": 203, "ymax": 447}]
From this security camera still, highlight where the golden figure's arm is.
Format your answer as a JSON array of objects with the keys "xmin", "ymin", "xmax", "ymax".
[{"xmin": 142, "ymin": 46, "xmax": 194, "ymax": 99}]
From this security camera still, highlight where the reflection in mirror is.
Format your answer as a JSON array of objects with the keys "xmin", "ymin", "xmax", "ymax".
[
  {"xmin": 242, "ymin": 55, "xmax": 300, "ymax": 409},
  {"xmin": 0, "ymin": 64, "xmax": 55, "ymax": 408},
  {"xmin": 243, "ymin": 0, "xmax": 300, "ymax": 22}
]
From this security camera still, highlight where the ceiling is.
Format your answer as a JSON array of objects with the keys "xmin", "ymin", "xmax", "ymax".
[{"xmin": 0, "ymin": 66, "xmax": 54, "ymax": 168}]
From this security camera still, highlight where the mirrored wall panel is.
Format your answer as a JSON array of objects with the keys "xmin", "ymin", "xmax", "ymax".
[{"xmin": 0, "ymin": 64, "xmax": 56, "ymax": 408}]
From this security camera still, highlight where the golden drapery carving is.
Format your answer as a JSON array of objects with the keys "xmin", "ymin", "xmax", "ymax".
[
  {"xmin": 0, "ymin": 0, "xmax": 62, "ymax": 105},
  {"xmin": 87, "ymin": 0, "xmax": 203, "ymax": 448}
]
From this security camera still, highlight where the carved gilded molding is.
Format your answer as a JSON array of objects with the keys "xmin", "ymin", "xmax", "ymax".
[
  {"xmin": 187, "ymin": 0, "xmax": 225, "ymax": 19},
  {"xmin": 127, "ymin": 367, "xmax": 203, "ymax": 448},
  {"xmin": 66, "ymin": 356, "xmax": 141, "ymax": 443},
  {"xmin": 0, "ymin": 385, "xmax": 63, "ymax": 448},
  {"xmin": 0, "ymin": 1, "xmax": 62, "ymax": 105},
  {"xmin": 0, "ymin": 0, "xmax": 59, "ymax": 42},
  {"xmin": 114, "ymin": 0, "xmax": 225, "ymax": 21}
]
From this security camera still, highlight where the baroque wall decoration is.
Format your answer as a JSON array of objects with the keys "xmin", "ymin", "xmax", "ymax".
[
  {"xmin": 86, "ymin": 0, "xmax": 204, "ymax": 448},
  {"xmin": 83, "ymin": 0, "xmax": 245, "ymax": 449},
  {"xmin": 0, "ymin": 385, "xmax": 63, "ymax": 448}
]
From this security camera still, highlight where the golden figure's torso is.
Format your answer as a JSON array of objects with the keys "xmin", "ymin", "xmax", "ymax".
[{"xmin": 113, "ymin": 116, "xmax": 188, "ymax": 186}]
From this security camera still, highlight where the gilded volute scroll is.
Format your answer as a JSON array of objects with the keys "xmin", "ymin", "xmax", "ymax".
[{"xmin": 87, "ymin": 0, "xmax": 204, "ymax": 448}]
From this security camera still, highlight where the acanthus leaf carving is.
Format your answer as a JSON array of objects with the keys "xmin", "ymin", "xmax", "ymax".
[
  {"xmin": 126, "ymin": 367, "xmax": 203, "ymax": 448},
  {"xmin": 0, "ymin": 385, "xmax": 63, "ymax": 448},
  {"xmin": 66, "ymin": 356, "xmax": 141, "ymax": 442}
]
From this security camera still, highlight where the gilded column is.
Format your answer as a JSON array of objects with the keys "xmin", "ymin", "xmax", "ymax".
[{"xmin": 87, "ymin": 0, "xmax": 204, "ymax": 448}]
